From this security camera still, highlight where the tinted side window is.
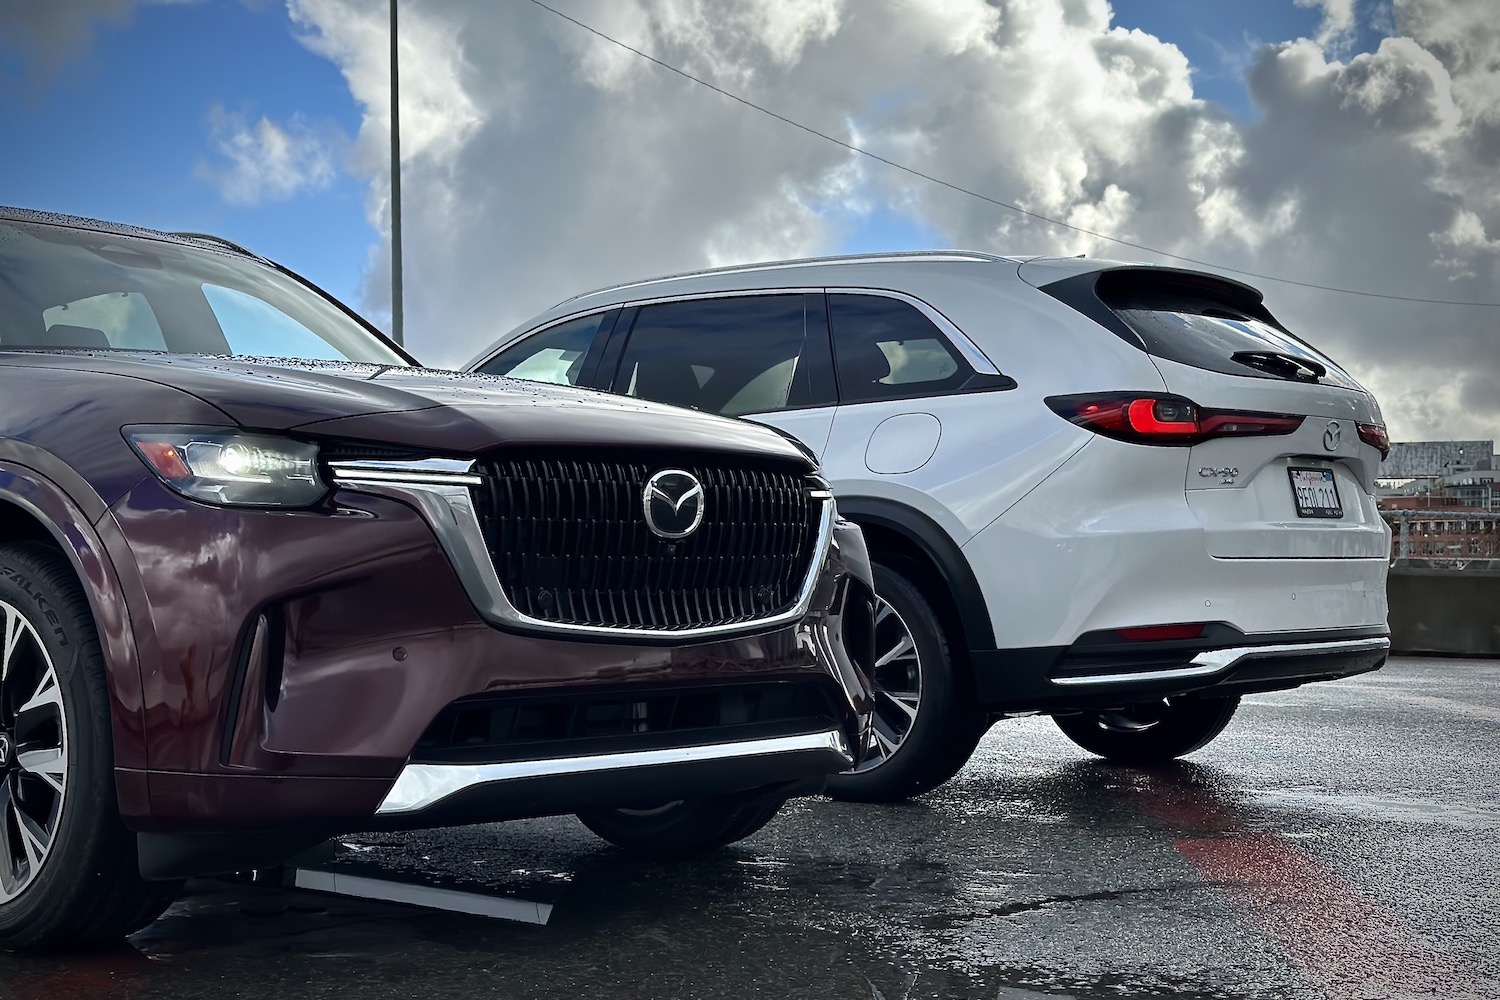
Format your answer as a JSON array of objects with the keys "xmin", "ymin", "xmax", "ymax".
[
  {"xmin": 615, "ymin": 295, "xmax": 827, "ymax": 416},
  {"xmin": 479, "ymin": 313, "xmax": 606, "ymax": 386},
  {"xmin": 829, "ymin": 295, "xmax": 971, "ymax": 402}
]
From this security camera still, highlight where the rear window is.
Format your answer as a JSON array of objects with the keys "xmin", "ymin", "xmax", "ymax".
[{"xmin": 1090, "ymin": 272, "xmax": 1361, "ymax": 390}]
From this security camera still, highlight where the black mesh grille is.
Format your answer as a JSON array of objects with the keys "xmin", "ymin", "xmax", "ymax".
[
  {"xmin": 411, "ymin": 680, "xmax": 839, "ymax": 764},
  {"xmin": 475, "ymin": 451, "xmax": 824, "ymax": 631}
]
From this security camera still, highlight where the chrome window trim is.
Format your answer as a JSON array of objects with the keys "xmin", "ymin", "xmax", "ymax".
[
  {"xmin": 471, "ymin": 286, "xmax": 1002, "ymax": 379},
  {"xmin": 330, "ymin": 458, "xmax": 836, "ymax": 642},
  {"xmin": 1051, "ymin": 637, "xmax": 1390, "ymax": 687},
  {"xmin": 376, "ymin": 727, "xmax": 853, "ymax": 815}
]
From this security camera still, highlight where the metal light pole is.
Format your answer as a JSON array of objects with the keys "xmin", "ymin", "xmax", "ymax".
[{"xmin": 389, "ymin": 0, "xmax": 404, "ymax": 347}]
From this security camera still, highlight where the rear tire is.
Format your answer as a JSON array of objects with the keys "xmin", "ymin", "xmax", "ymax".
[
  {"xmin": 0, "ymin": 543, "xmax": 179, "ymax": 952},
  {"xmin": 577, "ymin": 791, "xmax": 787, "ymax": 857},
  {"xmin": 1052, "ymin": 695, "xmax": 1241, "ymax": 764},
  {"xmin": 824, "ymin": 564, "xmax": 988, "ymax": 803}
]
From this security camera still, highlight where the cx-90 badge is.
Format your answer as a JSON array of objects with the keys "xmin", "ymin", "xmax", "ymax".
[
  {"xmin": 1323, "ymin": 421, "xmax": 1342, "ymax": 451},
  {"xmin": 643, "ymin": 469, "xmax": 705, "ymax": 539}
]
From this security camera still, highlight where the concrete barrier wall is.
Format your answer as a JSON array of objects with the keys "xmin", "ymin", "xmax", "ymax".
[{"xmin": 1387, "ymin": 562, "xmax": 1500, "ymax": 656}]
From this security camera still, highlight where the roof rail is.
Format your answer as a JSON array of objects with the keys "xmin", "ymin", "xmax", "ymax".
[
  {"xmin": 169, "ymin": 232, "xmax": 260, "ymax": 258},
  {"xmin": 556, "ymin": 250, "xmax": 1010, "ymax": 306}
]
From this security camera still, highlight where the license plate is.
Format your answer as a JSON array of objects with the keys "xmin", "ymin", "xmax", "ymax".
[{"xmin": 1288, "ymin": 467, "xmax": 1342, "ymax": 518}]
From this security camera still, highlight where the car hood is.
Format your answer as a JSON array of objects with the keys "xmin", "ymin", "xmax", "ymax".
[{"xmin": 9, "ymin": 352, "xmax": 813, "ymax": 465}]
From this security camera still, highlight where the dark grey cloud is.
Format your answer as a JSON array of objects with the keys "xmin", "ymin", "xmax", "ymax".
[{"xmin": 291, "ymin": 0, "xmax": 1499, "ymax": 441}]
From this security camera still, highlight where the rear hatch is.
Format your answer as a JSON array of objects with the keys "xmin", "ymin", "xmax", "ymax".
[{"xmin": 1028, "ymin": 264, "xmax": 1390, "ymax": 559}]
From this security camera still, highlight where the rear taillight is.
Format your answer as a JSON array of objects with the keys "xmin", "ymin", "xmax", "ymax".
[
  {"xmin": 1046, "ymin": 393, "xmax": 1305, "ymax": 446},
  {"xmin": 1356, "ymin": 421, "xmax": 1391, "ymax": 459}
]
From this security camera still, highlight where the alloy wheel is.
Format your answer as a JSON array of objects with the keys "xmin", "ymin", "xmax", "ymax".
[
  {"xmin": 852, "ymin": 596, "xmax": 923, "ymax": 772},
  {"xmin": 0, "ymin": 599, "xmax": 69, "ymax": 903}
]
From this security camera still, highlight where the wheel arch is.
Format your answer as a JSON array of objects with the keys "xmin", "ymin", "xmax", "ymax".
[
  {"xmin": 836, "ymin": 497, "xmax": 996, "ymax": 666},
  {"xmin": 0, "ymin": 463, "xmax": 149, "ymax": 775}
]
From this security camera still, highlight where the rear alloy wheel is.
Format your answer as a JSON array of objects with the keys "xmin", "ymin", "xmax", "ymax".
[
  {"xmin": 824, "ymin": 565, "xmax": 988, "ymax": 803},
  {"xmin": 1052, "ymin": 695, "xmax": 1241, "ymax": 764},
  {"xmin": 0, "ymin": 543, "xmax": 179, "ymax": 951},
  {"xmin": 577, "ymin": 791, "xmax": 788, "ymax": 856}
]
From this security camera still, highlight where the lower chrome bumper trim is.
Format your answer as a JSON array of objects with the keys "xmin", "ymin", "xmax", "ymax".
[
  {"xmin": 376, "ymin": 728, "xmax": 853, "ymax": 816},
  {"xmin": 1052, "ymin": 636, "xmax": 1391, "ymax": 688}
]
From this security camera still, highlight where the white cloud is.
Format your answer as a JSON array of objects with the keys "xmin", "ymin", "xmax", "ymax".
[
  {"xmin": 289, "ymin": 0, "xmax": 1500, "ymax": 443},
  {"xmin": 197, "ymin": 106, "xmax": 342, "ymax": 206}
]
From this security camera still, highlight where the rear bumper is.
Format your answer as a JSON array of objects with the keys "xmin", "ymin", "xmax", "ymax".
[
  {"xmin": 973, "ymin": 625, "xmax": 1389, "ymax": 713},
  {"xmin": 962, "ymin": 437, "xmax": 1390, "ymax": 651}
]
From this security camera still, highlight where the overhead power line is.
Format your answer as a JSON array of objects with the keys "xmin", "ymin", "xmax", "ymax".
[{"xmin": 524, "ymin": 0, "xmax": 1500, "ymax": 308}]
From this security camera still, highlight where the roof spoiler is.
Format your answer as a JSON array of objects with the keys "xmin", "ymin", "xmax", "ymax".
[{"xmin": 1034, "ymin": 265, "xmax": 1279, "ymax": 348}]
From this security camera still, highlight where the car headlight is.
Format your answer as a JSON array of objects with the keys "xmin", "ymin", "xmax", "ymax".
[{"xmin": 125, "ymin": 427, "xmax": 326, "ymax": 508}]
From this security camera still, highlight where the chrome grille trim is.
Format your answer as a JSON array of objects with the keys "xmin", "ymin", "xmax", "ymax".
[{"xmin": 330, "ymin": 456, "xmax": 835, "ymax": 642}]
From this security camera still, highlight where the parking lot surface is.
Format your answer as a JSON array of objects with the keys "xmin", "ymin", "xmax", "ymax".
[{"xmin": 2, "ymin": 657, "xmax": 1495, "ymax": 1000}]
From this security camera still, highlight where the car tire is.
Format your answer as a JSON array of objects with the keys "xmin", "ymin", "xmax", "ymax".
[
  {"xmin": 1052, "ymin": 695, "xmax": 1241, "ymax": 764},
  {"xmin": 576, "ymin": 791, "xmax": 788, "ymax": 856},
  {"xmin": 823, "ymin": 564, "xmax": 988, "ymax": 803},
  {"xmin": 0, "ymin": 543, "xmax": 180, "ymax": 952}
]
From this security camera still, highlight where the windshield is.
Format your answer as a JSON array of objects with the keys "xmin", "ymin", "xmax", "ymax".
[{"xmin": 0, "ymin": 218, "xmax": 407, "ymax": 365}]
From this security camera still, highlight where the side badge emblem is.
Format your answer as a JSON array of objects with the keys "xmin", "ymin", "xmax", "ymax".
[{"xmin": 1198, "ymin": 467, "xmax": 1239, "ymax": 485}]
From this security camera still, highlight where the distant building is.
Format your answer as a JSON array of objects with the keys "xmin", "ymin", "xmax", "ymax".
[
  {"xmin": 1377, "ymin": 439, "xmax": 1499, "ymax": 559},
  {"xmin": 1378, "ymin": 440, "xmax": 1492, "ymax": 490},
  {"xmin": 1383, "ymin": 509, "xmax": 1500, "ymax": 560}
]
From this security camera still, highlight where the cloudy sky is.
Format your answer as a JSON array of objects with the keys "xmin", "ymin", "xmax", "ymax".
[{"xmin": 1, "ymin": 0, "xmax": 1495, "ymax": 443}]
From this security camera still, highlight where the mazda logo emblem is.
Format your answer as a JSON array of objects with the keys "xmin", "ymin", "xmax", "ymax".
[
  {"xmin": 642, "ymin": 469, "xmax": 705, "ymax": 539},
  {"xmin": 1323, "ymin": 421, "xmax": 1342, "ymax": 451},
  {"xmin": 0, "ymin": 735, "xmax": 10, "ymax": 769}
]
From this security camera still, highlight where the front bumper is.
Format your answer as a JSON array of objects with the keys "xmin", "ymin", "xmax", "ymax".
[
  {"xmin": 972, "ymin": 625, "xmax": 1390, "ymax": 714},
  {"xmin": 99, "ymin": 478, "xmax": 874, "ymax": 847}
]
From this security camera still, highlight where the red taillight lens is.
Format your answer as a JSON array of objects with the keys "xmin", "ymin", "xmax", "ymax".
[
  {"xmin": 1356, "ymin": 421, "xmax": 1391, "ymax": 459},
  {"xmin": 1046, "ymin": 393, "xmax": 1305, "ymax": 446},
  {"xmin": 1115, "ymin": 623, "xmax": 1207, "ymax": 642},
  {"xmin": 1126, "ymin": 398, "xmax": 1199, "ymax": 436}
]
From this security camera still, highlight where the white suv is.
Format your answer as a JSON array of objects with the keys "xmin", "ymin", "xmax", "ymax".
[{"xmin": 466, "ymin": 252, "xmax": 1392, "ymax": 801}]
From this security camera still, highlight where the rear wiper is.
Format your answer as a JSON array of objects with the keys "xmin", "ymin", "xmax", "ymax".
[{"xmin": 1231, "ymin": 350, "xmax": 1326, "ymax": 382}]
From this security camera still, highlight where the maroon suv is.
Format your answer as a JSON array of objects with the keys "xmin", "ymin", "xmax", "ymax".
[{"xmin": 0, "ymin": 207, "xmax": 875, "ymax": 950}]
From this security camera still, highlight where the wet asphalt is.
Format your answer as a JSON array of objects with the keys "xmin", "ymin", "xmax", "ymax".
[{"xmin": 2, "ymin": 657, "xmax": 1496, "ymax": 1000}]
